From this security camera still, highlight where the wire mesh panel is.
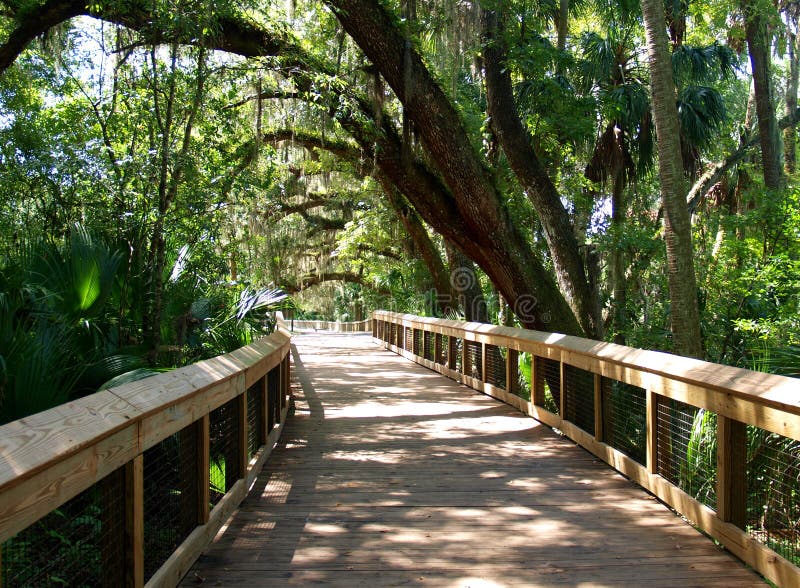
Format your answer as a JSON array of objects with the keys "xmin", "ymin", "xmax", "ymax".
[
  {"xmin": 267, "ymin": 365, "xmax": 281, "ymax": 433},
  {"xmin": 465, "ymin": 340, "xmax": 482, "ymax": 380},
  {"xmin": 454, "ymin": 338, "xmax": 463, "ymax": 372},
  {"xmin": 413, "ymin": 328, "xmax": 422, "ymax": 356},
  {"xmin": 248, "ymin": 378, "xmax": 265, "ymax": 459},
  {"xmin": 209, "ymin": 399, "xmax": 241, "ymax": 508},
  {"xmin": 1, "ymin": 468, "xmax": 126, "ymax": 587},
  {"xmin": 435, "ymin": 333, "xmax": 446, "ymax": 365},
  {"xmin": 745, "ymin": 427, "xmax": 800, "ymax": 563},
  {"xmin": 601, "ymin": 378, "xmax": 647, "ymax": 464},
  {"xmin": 143, "ymin": 424, "xmax": 199, "ymax": 582},
  {"xmin": 656, "ymin": 398, "xmax": 717, "ymax": 508},
  {"xmin": 535, "ymin": 357, "xmax": 560, "ymax": 414},
  {"xmin": 390, "ymin": 322, "xmax": 398, "ymax": 346},
  {"xmin": 405, "ymin": 327, "xmax": 413, "ymax": 351},
  {"xmin": 423, "ymin": 330, "xmax": 434, "ymax": 361},
  {"xmin": 563, "ymin": 365, "xmax": 595, "ymax": 434},
  {"xmin": 513, "ymin": 352, "xmax": 532, "ymax": 401},
  {"xmin": 485, "ymin": 344, "xmax": 506, "ymax": 389}
]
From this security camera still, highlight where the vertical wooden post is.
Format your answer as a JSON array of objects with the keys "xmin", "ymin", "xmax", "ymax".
[
  {"xmin": 646, "ymin": 390, "xmax": 659, "ymax": 474},
  {"xmin": 481, "ymin": 343, "xmax": 487, "ymax": 383},
  {"xmin": 593, "ymin": 374, "xmax": 604, "ymax": 441},
  {"xmin": 506, "ymin": 349, "xmax": 519, "ymax": 395},
  {"xmin": 717, "ymin": 416, "xmax": 747, "ymax": 528},
  {"xmin": 283, "ymin": 353, "xmax": 290, "ymax": 415},
  {"xmin": 197, "ymin": 415, "xmax": 210, "ymax": 524},
  {"xmin": 238, "ymin": 391, "xmax": 248, "ymax": 478},
  {"xmin": 125, "ymin": 455, "xmax": 144, "ymax": 588},
  {"xmin": 558, "ymin": 361, "xmax": 566, "ymax": 418}
]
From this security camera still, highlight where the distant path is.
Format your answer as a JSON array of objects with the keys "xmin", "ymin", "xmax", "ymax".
[{"xmin": 182, "ymin": 332, "xmax": 763, "ymax": 586}]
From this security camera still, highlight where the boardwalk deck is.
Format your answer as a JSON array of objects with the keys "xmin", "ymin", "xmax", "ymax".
[{"xmin": 181, "ymin": 333, "xmax": 764, "ymax": 587}]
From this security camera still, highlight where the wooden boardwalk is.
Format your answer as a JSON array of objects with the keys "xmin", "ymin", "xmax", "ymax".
[{"xmin": 182, "ymin": 333, "xmax": 764, "ymax": 587}]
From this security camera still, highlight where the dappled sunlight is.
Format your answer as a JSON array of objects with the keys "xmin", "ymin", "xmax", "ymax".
[{"xmin": 183, "ymin": 333, "xmax": 763, "ymax": 587}]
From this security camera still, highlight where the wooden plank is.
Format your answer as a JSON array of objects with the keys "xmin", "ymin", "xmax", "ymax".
[
  {"xmin": 372, "ymin": 312, "xmax": 800, "ymax": 434},
  {"xmin": 126, "ymin": 455, "xmax": 144, "ymax": 588},
  {"xmin": 717, "ymin": 415, "xmax": 747, "ymax": 528},
  {"xmin": 182, "ymin": 332, "xmax": 768, "ymax": 588},
  {"xmin": 197, "ymin": 415, "xmax": 210, "ymax": 525}
]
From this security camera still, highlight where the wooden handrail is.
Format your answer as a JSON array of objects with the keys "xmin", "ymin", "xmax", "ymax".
[
  {"xmin": 0, "ymin": 327, "xmax": 292, "ymax": 587},
  {"xmin": 373, "ymin": 310, "xmax": 800, "ymax": 587},
  {"xmin": 281, "ymin": 318, "xmax": 373, "ymax": 332}
]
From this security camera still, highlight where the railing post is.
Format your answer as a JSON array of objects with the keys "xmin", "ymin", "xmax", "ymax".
[
  {"xmin": 197, "ymin": 415, "xmax": 210, "ymax": 524},
  {"xmin": 558, "ymin": 361, "xmax": 566, "ymax": 418},
  {"xmin": 481, "ymin": 343, "xmax": 487, "ymax": 384},
  {"xmin": 506, "ymin": 348, "xmax": 519, "ymax": 395},
  {"xmin": 283, "ymin": 352, "xmax": 290, "ymax": 415},
  {"xmin": 125, "ymin": 455, "xmax": 144, "ymax": 588},
  {"xmin": 594, "ymin": 374, "xmax": 604, "ymax": 441},
  {"xmin": 717, "ymin": 416, "xmax": 747, "ymax": 528}
]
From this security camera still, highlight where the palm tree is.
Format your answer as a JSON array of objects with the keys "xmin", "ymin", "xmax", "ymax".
[{"xmin": 641, "ymin": 0, "xmax": 703, "ymax": 358}]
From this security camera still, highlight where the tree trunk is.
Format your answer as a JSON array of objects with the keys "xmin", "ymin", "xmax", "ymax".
[
  {"xmin": 445, "ymin": 243, "xmax": 488, "ymax": 323},
  {"xmin": 480, "ymin": 5, "xmax": 599, "ymax": 337},
  {"xmin": 785, "ymin": 31, "xmax": 799, "ymax": 173},
  {"xmin": 326, "ymin": 0, "xmax": 583, "ymax": 336},
  {"xmin": 744, "ymin": 4, "xmax": 783, "ymax": 189},
  {"xmin": 610, "ymin": 169, "xmax": 627, "ymax": 345},
  {"xmin": 641, "ymin": 0, "xmax": 704, "ymax": 358},
  {"xmin": 380, "ymin": 178, "xmax": 455, "ymax": 316}
]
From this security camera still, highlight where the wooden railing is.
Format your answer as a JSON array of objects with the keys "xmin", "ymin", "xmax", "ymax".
[
  {"xmin": 284, "ymin": 318, "xmax": 372, "ymax": 332},
  {"xmin": 373, "ymin": 310, "xmax": 800, "ymax": 587},
  {"xmin": 0, "ymin": 328, "xmax": 292, "ymax": 587}
]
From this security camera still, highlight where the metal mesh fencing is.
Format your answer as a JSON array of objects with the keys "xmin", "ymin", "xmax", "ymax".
[
  {"xmin": 563, "ymin": 365, "xmax": 595, "ymax": 434},
  {"xmin": 405, "ymin": 327, "xmax": 413, "ymax": 351},
  {"xmin": 535, "ymin": 356, "xmax": 560, "ymax": 414},
  {"xmin": 423, "ymin": 330, "xmax": 434, "ymax": 361},
  {"xmin": 209, "ymin": 398, "xmax": 241, "ymax": 508},
  {"xmin": 143, "ymin": 424, "xmax": 199, "ymax": 582},
  {"xmin": 513, "ymin": 352, "xmax": 532, "ymax": 401},
  {"xmin": 745, "ymin": 427, "xmax": 800, "ymax": 563},
  {"xmin": 1, "ymin": 468, "xmax": 126, "ymax": 587},
  {"xmin": 436, "ymin": 333, "xmax": 448, "ymax": 366},
  {"xmin": 413, "ymin": 328, "xmax": 422, "ymax": 355},
  {"xmin": 601, "ymin": 378, "xmax": 647, "ymax": 464},
  {"xmin": 267, "ymin": 365, "xmax": 281, "ymax": 433},
  {"xmin": 656, "ymin": 398, "xmax": 717, "ymax": 508},
  {"xmin": 454, "ymin": 338, "xmax": 463, "ymax": 372},
  {"xmin": 485, "ymin": 344, "xmax": 506, "ymax": 389},
  {"xmin": 248, "ymin": 379, "xmax": 265, "ymax": 459},
  {"xmin": 465, "ymin": 340, "xmax": 482, "ymax": 380},
  {"xmin": 390, "ymin": 322, "xmax": 398, "ymax": 346}
]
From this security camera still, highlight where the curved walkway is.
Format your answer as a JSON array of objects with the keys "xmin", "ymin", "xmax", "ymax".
[{"xmin": 182, "ymin": 333, "xmax": 763, "ymax": 587}]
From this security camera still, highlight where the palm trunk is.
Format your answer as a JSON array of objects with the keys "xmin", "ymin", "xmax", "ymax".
[
  {"xmin": 641, "ymin": 0, "xmax": 704, "ymax": 358},
  {"xmin": 744, "ymin": 6, "xmax": 783, "ymax": 189},
  {"xmin": 785, "ymin": 31, "xmax": 799, "ymax": 173}
]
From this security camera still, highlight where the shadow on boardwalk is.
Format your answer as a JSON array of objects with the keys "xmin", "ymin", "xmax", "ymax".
[{"xmin": 182, "ymin": 333, "xmax": 764, "ymax": 587}]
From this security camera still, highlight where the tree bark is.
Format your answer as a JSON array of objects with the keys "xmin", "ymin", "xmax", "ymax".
[
  {"xmin": 744, "ymin": 4, "xmax": 784, "ymax": 189},
  {"xmin": 641, "ymin": 0, "xmax": 704, "ymax": 358},
  {"xmin": 480, "ymin": 5, "xmax": 598, "ymax": 337},
  {"xmin": 381, "ymin": 180, "xmax": 456, "ymax": 316},
  {"xmin": 786, "ymin": 31, "xmax": 799, "ymax": 173}
]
